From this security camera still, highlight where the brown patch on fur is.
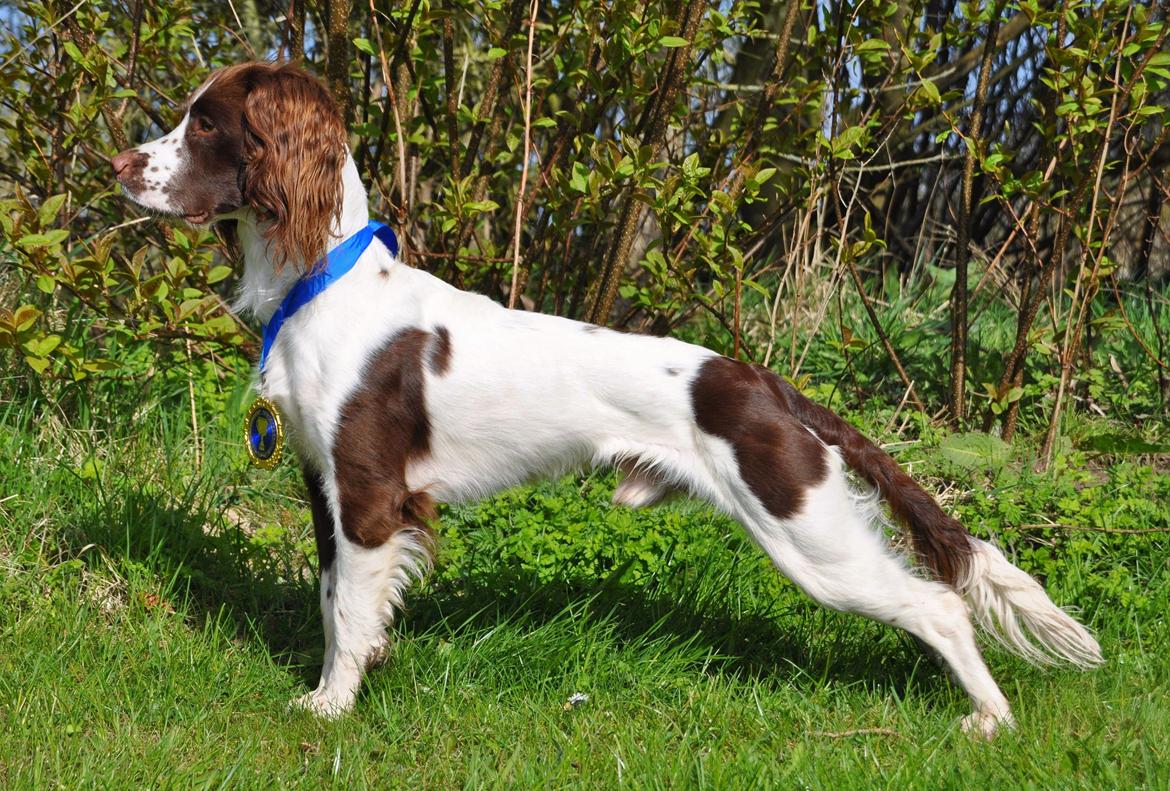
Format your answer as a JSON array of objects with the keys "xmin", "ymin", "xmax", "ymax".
[
  {"xmin": 758, "ymin": 367, "xmax": 973, "ymax": 587},
  {"xmin": 428, "ymin": 326, "xmax": 452, "ymax": 376},
  {"xmin": 239, "ymin": 64, "xmax": 347, "ymax": 272},
  {"xmin": 691, "ymin": 357, "xmax": 828, "ymax": 520},
  {"xmin": 302, "ymin": 465, "xmax": 336, "ymax": 572},
  {"xmin": 206, "ymin": 62, "xmax": 348, "ymax": 272},
  {"xmin": 333, "ymin": 329, "xmax": 440, "ymax": 549}
]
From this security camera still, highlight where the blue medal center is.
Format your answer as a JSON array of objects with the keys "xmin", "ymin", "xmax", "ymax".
[{"xmin": 249, "ymin": 405, "xmax": 278, "ymax": 459}]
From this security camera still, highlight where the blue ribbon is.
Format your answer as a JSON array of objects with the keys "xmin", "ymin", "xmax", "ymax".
[{"xmin": 259, "ymin": 220, "xmax": 399, "ymax": 373}]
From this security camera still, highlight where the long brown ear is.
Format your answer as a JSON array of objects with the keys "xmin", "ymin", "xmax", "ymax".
[{"xmin": 242, "ymin": 64, "xmax": 347, "ymax": 272}]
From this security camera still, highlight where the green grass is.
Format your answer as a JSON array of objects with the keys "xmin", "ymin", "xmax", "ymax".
[{"xmin": 2, "ymin": 375, "xmax": 1168, "ymax": 789}]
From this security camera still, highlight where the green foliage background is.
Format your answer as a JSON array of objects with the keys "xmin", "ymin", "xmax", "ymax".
[{"xmin": 3, "ymin": 0, "xmax": 1169, "ymax": 429}]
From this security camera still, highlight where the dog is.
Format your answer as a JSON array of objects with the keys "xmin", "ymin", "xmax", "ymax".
[{"xmin": 111, "ymin": 61, "xmax": 1101, "ymax": 737}]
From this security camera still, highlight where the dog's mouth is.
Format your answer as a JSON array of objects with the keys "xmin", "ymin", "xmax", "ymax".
[{"xmin": 183, "ymin": 210, "xmax": 212, "ymax": 225}]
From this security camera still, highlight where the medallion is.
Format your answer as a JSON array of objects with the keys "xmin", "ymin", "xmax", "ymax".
[{"xmin": 244, "ymin": 396, "xmax": 284, "ymax": 469}]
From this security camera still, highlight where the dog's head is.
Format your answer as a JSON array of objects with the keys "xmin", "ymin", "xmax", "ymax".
[{"xmin": 112, "ymin": 62, "xmax": 347, "ymax": 271}]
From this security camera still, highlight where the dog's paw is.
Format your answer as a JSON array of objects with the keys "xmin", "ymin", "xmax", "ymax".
[
  {"xmin": 960, "ymin": 709, "xmax": 1015, "ymax": 740},
  {"xmin": 291, "ymin": 689, "xmax": 351, "ymax": 719},
  {"xmin": 364, "ymin": 635, "xmax": 392, "ymax": 671}
]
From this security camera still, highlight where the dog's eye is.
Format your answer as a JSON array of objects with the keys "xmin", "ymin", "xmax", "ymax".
[{"xmin": 192, "ymin": 116, "xmax": 215, "ymax": 135}]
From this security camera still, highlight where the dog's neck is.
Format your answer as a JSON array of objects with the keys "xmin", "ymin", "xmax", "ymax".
[{"xmin": 234, "ymin": 153, "xmax": 371, "ymax": 323}]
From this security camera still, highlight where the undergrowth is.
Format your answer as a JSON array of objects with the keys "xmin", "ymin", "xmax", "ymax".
[
  {"xmin": 1, "ymin": 259, "xmax": 1167, "ymax": 788},
  {"xmin": 2, "ymin": 280, "xmax": 1168, "ymax": 786}
]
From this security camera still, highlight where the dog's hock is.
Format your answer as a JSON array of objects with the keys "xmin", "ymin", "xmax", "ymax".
[{"xmin": 612, "ymin": 464, "xmax": 674, "ymax": 509}]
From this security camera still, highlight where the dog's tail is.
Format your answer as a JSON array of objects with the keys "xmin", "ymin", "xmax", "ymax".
[{"xmin": 766, "ymin": 370, "xmax": 1102, "ymax": 669}]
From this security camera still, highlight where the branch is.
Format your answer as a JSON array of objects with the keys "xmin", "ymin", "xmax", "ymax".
[
  {"xmin": 949, "ymin": 0, "xmax": 1006, "ymax": 423},
  {"xmin": 587, "ymin": 0, "xmax": 705, "ymax": 325},
  {"xmin": 326, "ymin": 0, "xmax": 353, "ymax": 122},
  {"xmin": 508, "ymin": 0, "xmax": 539, "ymax": 309}
]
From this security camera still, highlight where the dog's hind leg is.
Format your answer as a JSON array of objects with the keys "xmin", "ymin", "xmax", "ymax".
[
  {"xmin": 613, "ymin": 459, "xmax": 677, "ymax": 508},
  {"xmin": 296, "ymin": 467, "xmax": 433, "ymax": 717},
  {"xmin": 727, "ymin": 454, "xmax": 1013, "ymax": 738}
]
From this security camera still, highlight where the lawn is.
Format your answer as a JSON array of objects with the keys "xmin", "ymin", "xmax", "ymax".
[{"xmin": 2, "ymin": 377, "xmax": 1168, "ymax": 789}]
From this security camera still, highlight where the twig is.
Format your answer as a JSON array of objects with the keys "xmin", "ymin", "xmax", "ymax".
[
  {"xmin": 1017, "ymin": 523, "xmax": 1170, "ymax": 535},
  {"xmin": 368, "ymin": 0, "xmax": 409, "ymax": 232},
  {"xmin": 845, "ymin": 257, "xmax": 928, "ymax": 414},
  {"xmin": 949, "ymin": 0, "xmax": 1006, "ymax": 423},
  {"xmin": 587, "ymin": 0, "xmax": 705, "ymax": 324},
  {"xmin": 811, "ymin": 728, "xmax": 901, "ymax": 739},
  {"xmin": 1041, "ymin": 5, "xmax": 1137, "ymax": 469},
  {"xmin": 442, "ymin": 13, "xmax": 461, "ymax": 180},
  {"xmin": 882, "ymin": 378, "xmax": 919, "ymax": 436},
  {"xmin": 184, "ymin": 337, "xmax": 203, "ymax": 473},
  {"xmin": 508, "ymin": 0, "xmax": 539, "ymax": 309},
  {"xmin": 223, "ymin": 0, "xmax": 255, "ymax": 57}
]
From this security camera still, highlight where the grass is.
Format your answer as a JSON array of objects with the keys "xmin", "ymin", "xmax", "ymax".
[{"xmin": 2, "ymin": 369, "xmax": 1169, "ymax": 789}]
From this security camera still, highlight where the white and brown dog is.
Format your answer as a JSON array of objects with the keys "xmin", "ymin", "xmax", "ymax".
[{"xmin": 112, "ymin": 61, "xmax": 1101, "ymax": 737}]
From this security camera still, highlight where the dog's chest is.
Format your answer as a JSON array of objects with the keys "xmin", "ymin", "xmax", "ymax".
[{"xmin": 257, "ymin": 264, "xmax": 423, "ymax": 472}]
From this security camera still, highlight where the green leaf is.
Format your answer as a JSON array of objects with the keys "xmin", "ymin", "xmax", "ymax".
[
  {"xmin": 569, "ymin": 161, "xmax": 589, "ymax": 193},
  {"xmin": 915, "ymin": 78, "xmax": 941, "ymax": 105},
  {"xmin": 659, "ymin": 36, "xmax": 688, "ymax": 48},
  {"xmin": 78, "ymin": 457, "xmax": 102, "ymax": 480},
  {"xmin": 830, "ymin": 125, "xmax": 866, "ymax": 158},
  {"xmin": 742, "ymin": 278, "xmax": 770, "ymax": 299},
  {"xmin": 38, "ymin": 194, "xmax": 67, "ymax": 225},
  {"xmin": 464, "ymin": 199, "xmax": 500, "ymax": 213},
  {"xmin": 206, "ymin": 265, "xmax": 233, "ymax": 284},
  {"xmin": 17, "ymin": 233, "xmax": 54, "ymax": 248},
  {"xmin": 62, "ymin": 41, "xmax": 86, "ymax": 65},
  {"xmin": 13, "ymin": 305, "xmax": 41, "ymax": 331},
  {"xmin": 178, "ymin": 298, "xmax": 206, "ymax": 320},
  {"xmin": 749, "ymin": 167, "xmax": 777, "ymax": 190},
  {"xmin": 35, "ymin": 274, "xmax": 55, "ymax": 294},
  {"xmin": 24, "ymin": 355, "xmax": 50, "ymax": 374},
  {"xmin": 1082, "ymin": 432, "xmax": 1170, "ymax": 455},
  {"xmin": 937, "ymin": 432, "xmax": 1011, "ymax": 472},
  {"xmin": 24, "ymin": 334, "xmax": 61, "ymax": 357},
  {"xmin": 83, "ymin": 358, "xmax": 120, "ymax": 372},
  {"xmin": 855, "ymin": 39, "xmax": 890, "ymax": 52},
  {"xmin": 352, "ymin": 37, "xmax": 376, "ymax": 56},
  {"xmin": 486, "ymin": 47, "xmax": 507, "ymax": 60},
  {"xmin": 566, "ymin": 160, "xmax": 589, "ymax": 191}
]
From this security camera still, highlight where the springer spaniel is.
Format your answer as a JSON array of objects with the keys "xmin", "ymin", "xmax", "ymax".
[{"xmin": 112, "ymin": 62, "xmax": 1101, "ymax": 737}]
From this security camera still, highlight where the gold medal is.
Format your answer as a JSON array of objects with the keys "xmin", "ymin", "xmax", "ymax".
[{"xmin": 244, "ymin": 396, "xmax": 284, "ymax": 469}]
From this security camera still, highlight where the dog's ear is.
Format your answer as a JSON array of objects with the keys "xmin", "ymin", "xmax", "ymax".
[{"xmin": 242, "ymin": 65, "xmax": 347, "ymax": 272}]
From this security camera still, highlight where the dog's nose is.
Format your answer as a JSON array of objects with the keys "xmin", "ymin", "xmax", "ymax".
[{"xmin": 111, "ymin": 150, "xmax": 138, "ymax": 176}]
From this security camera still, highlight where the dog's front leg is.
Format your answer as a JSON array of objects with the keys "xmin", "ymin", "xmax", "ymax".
[{"xmin": 296, "ymin": 465, "xmax": 433, "ymax": 717}]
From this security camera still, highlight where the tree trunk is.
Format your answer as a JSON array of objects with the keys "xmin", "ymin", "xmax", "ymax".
[{"xmin": 326, "ymin": 0, "xmax": 353, "ymax": 122}]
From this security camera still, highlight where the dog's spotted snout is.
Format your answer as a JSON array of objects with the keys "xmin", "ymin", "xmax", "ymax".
[{"xmin": 112, "ymin": 150, "xmax": 149, "ymax": 191}]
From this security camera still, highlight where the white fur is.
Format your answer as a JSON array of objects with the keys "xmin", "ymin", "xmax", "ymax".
[
  {"xmin": 125, "ymin": 103, "xmax": 1099, "ymax": 733},
  {"xmin": 956, "ymin": 539, "xmax": 1103, "ymax": 669},
  {"xmin": 296, "ymin": 528, "xmax": 432, "ymax": 717},
  {"xmin": 236, "ymin": 155, "xmax": 1098, "ymax": 733},
  {"xmin": 120, "ymin": 113, "xmax": 190, "ymax": 214}
]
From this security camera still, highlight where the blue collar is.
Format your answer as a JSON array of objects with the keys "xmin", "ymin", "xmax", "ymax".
[{"xmin": 259, "ymin": 220, "xmax": 399, "ymax": 373}]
